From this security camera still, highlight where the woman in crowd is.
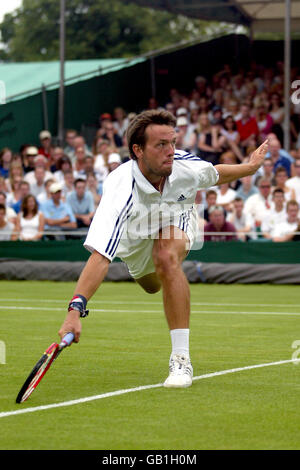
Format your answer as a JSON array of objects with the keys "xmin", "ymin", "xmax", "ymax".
[
  {"xmin": 13, "ymin": 194, "xmax": 44, "ymax": 241},
  {"xmin": 53, "ymin": 155, "xmax": 73, "ymax": 183},
  {"xmin": 196, "ymin": 113, "xmax": 224, "ymax": 165},
  {"xmin": 255, "ymin": 103, "xmax": 274, "ymax": 143},
  {"xmin": 5, "ymin": 160, "xmax": 24, "ymax": 192}
]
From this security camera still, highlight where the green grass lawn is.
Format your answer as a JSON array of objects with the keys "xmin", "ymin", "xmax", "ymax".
[{"xmin": 0, "ymin": 281, "xmax": 300, "ymax": 450}]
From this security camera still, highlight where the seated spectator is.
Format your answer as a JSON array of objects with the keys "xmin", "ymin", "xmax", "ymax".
[
  {"xmin": 50, "ymin": 147, "xmax": 65, "ymax": 173},
  {"xmin": 86, "ymin": 172, "xmax": 102, "ymax": 207},
  {"xmin": 94, "ymin": 141, "xmax": 114, "ymax": 182},
  {"xmin": 220, "ymin": 115, "xmax": 243, "ymax": 160},
  {"xmin": 14, "ymin": 194, "xmax": 44, "ymax": 241},
  {"xmin": 73, "ymin": 146, "xmax": 89, "ymax": 178},
  {"xmin": 53, "ymin": 155, "xmax": 73, "ymax": 184},
  {"xmin": 265, "ymin": 139, "xmax": 293, "ymax": 176},
  {"xmin": 41, "ymin": 182, "xmax": 77, "ymax": 239},
  {"xmin": 23, "ymin": 146, "xmax": 39, "ymax": 174},
  {"xmin": 175, "ymin": 116, "xmax": 195, "ymax": 151},
  {"xmin": 0, "ymin": 176, "xmax": 8, "ymax": 194},
  {"xmin": 5, "ymin": 160, "xmax": 24, "ymax": 192},
  {"xmin": 113, "ymin": 107, "xmax": 129, "ymax": 138},
  {"xmin": 203, "ymin": 189, "xmax": 217, "ymax": 222},
  {"xmin": 273, "ymin": 167, "xmax": 296, "ymax": 202},
  {"xmin": 244, "ymin": 176, "xmax": 272, "ymax": 228},
  {"xmin": 61, "ymin": 169, "xmax": 75, "ymax": 200},
  {"xmin": 236, "ymin": 103, "xmax": 259, "ymax": 152},
  {"xmin": 0, "ymin": 203, "xmax": 15, "ymax": 240},
  {"xmin": 261, "ymin": 188, "xmax": 287, "ymax": 239},
  {"xmin": 63, "ymin": 129, "xmax": 78, "ymax": 159},
  {"xmin": 0, "ymin": 147, "xmax": 13, "ymax": 178},
  {"xmin": 66, "ymin": 178, "xmax": 95, "ymax": 229},
  {"xmin": 227, "ymin": 197, "xmax": 255, "ymax": 241},
  {"xmin": 197, "ymin": 114, "xmax": 224, "ymax": 164},
  {"xmin": 6, "ymin": 175, "xmax": 22, "ymax": 207},
  {"xmin": 38, "ymin": 130, "xmax": 53, "ymax": 161},
  {"xmin": 24, "ymin": 155, "xmax": 53, "ymax": 186},
  {"xmin": 268, "ymin": 92, "xmax": 284, "ymax": 137},
  {"xmin": 204, "ymin": 205, "xmax": 237, "ymax": 241},
  {"xmin": 0, "ymin": 191, "xmax": 17, "ymax": 224},
  {"xmin": 101, "ymin": 121, "xmax": 122, "ymax": 148},
  {"xmin": 29, "ymin": 166, "xmax": 51, "ymax": 200},
  {"xmin": 254, "ymin": 158, "xmax": 276, "ymax": 185},
  {"xmin": 216, "ymin": 183, "xmax": 236, "ymax": 212},
  {"xmin": 11, "ymin": 181, "xmax": 31, "ymax": 214},
  {"xmin": 236, "ymin": 174, "xmax": 259, "ymax": 201},
  {"xmin": 286, "ymin": 159, "xmax": 300, "ymax": 204},
  {"xmin": 108, "ymin": 153, "xmax": 121, "ymax": 173},
  {"xmin": 272, "ymin": 200, "xmax": 300, "ymax": 242},
  {"xmin": 37, "ymin": 178, "xmax": 56, "ymax": 205},
  {"xmin": 68, "ymin": 135, "xmax": 91, "ymax": 164},
  {"xmin": 254, "ymin": 103, "xmax": 274, "ymax": 143}
]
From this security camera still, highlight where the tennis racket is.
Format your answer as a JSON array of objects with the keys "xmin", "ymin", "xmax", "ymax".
[{"xmin": 16, "ymin": 332, "xmax": 74, "ymax": 404}]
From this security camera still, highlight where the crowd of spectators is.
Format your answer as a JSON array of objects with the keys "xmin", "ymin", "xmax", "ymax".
[{"xmin": 0, "ymin": 61, "xmax": 300, "ymax": 242}]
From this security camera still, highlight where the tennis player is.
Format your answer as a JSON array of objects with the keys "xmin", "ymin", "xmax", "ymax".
[{"xmin": 59, "ymin": 110, "xmax": 268, "ymax": 388}]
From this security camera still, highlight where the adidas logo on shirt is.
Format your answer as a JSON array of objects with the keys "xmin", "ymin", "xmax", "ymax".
[{"xmin": 177, "ymin": 194, "xmax": 187, "ymax": 202}]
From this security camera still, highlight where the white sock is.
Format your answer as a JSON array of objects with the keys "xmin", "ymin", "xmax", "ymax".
[{"xmin": 170, "ymin": 329, "xmax": 190, "ymax": 358}]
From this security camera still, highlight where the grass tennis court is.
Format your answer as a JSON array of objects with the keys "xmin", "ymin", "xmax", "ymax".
[{"xmin": 1, "ymin": 280, "xmax": 300, "ymax": 450}]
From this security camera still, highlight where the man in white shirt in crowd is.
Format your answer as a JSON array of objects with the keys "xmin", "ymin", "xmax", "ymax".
[
  {"xmin": 24, "ymin": 155, "xmax": 52, "ymax": 186},
  {"xmin": 261, "ymin": 187, "xmax": 286, "ymax": 239},
  {"xmin": 286, "ymin": 160, "xmax": 300, "ymax": 205},
  {"xmin": 227, "ymin": 197, "xmax": 255, "ymax": 241},
  {"xmin": 271, "ymin": 200, "xmax": 300, "ymax": 242},
  {"xmin": 244, "ymin": 176, "xmax": 272, "ymax": 229}
]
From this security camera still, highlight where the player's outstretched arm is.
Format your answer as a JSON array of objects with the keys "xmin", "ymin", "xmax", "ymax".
[
  {"xmin": 58, "ymin": 251, "xmax": 110, "ymax": 343},
  {"xmin": 215, "ymin": 140, "xmax": 269, "ymax": 185}
]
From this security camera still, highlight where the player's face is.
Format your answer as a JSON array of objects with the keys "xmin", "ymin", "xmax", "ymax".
[{"xmin": 136, "ymin": 124, "xmax": 176, "ymax": 182}]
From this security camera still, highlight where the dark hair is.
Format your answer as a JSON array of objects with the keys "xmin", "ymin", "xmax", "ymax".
[
  {"xmin": 223, "ymin": 115, "xmax": 237, "ymax": 130},
  {"xmin": 74, "ymin": 178, "xmax": 86, "ymax": 186},
  {"xmin": 0, "ymin": 203, "xmax": 6, "ymax": 213},
  {"xmin": 21, "ymin": 194, "xmax": 38, "ymax": 217},
  {"xmin": 126, "ymin": 110, "xmax": 176, "ymax": 160},
  {"xmin": 57, "ymin": 155, "xmax": 72, "ymax": 170},
  {"xmin": 272, "ymin": 187, "xmax": 284, "ymax": 196}
]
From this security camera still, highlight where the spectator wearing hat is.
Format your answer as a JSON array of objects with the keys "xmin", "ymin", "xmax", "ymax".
[
  {"xmin": 108, "ymin": 152, "xmax": 121, "ymax": 173},
  {"xmin": 23, "ymin": 146, "xmax": 39, "ymax": 174},
  {"xmin": 38, "ymin": 130, "xmax": 53, "ymax": 160},
  {"xmin": 66, "ymin": 178, "xmax": 95, "ymax": 230},
  {"xmin": 175, "ymin": 116, "xmax": 195, "ymax": 152},
  {"xmin": 41, "ymin": 182, "xmax": 76, "ymax": 239}
]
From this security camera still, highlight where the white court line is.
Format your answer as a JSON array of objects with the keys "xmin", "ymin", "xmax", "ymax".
[
  {"xmin": 0, "ymin": 358, "xmax": 297, "ymax": 419},
  {"xmin": 1, "ymin": 305, "xmax": 300, "ymax": 316},
  {"xmin": 1, "ymin": 298, "xmax": 300, "ymax": 308}
]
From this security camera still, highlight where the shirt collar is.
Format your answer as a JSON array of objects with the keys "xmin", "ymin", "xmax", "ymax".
[{"xmin": 132, "ymin": 160, "xmax": 173, "ymax": 194}]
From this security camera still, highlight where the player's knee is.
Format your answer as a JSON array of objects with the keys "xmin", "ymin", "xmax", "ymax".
[{"xmin": 153, "ymin": 248, "xmax": 180, "ymax": 278}]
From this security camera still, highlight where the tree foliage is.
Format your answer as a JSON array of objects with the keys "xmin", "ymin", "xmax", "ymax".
[{"xmin": 0, "ymin": 0, "xmax": 238, "ymax": 61}]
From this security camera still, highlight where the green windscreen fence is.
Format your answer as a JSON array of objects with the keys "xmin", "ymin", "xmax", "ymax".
[{"xmin": 1, "ymin": 240, "xmax": 300, "ymax": 264}]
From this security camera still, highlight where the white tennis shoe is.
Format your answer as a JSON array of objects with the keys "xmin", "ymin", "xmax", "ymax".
[{"xmin": 163, "ymin": 354, "xmax": 193, "ymax": 388}]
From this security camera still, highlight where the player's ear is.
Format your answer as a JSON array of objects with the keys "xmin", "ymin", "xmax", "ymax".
[{"xmin": 132, "ymin": 144, "xmax": 143, "ymax": 160}]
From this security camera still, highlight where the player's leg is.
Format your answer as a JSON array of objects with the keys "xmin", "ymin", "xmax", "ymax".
[
  {"xmin": 152, "ymin": 225, "xmax": 193, "ymax": 388},
  {"xmin": 135, "ymin": 272, "xmax": 161, "ymax": 294}
]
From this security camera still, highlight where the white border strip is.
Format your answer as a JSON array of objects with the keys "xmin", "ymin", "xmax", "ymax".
[
  {"xmin": 0, "ymin": 358, "xmax": 297, "ymax": 419},
  {"xmin": 2, "ymin": 305, "xmax": 300, "ymax": 316}
]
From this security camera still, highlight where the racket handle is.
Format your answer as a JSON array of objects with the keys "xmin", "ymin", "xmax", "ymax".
[{"xmin": 59, "ymin": 332, "xmax": 75, "ymax": 349}]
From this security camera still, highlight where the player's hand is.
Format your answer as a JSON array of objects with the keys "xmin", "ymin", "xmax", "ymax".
[
  {"xmin": 249, "ymin": 139, "xmax": 269, "ymax": 172},
  {"xmin": 58, "ymin": 310, "xmax": 82, "ymax": 343}
]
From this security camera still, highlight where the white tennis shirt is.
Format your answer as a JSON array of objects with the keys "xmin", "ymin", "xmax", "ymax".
[{"xmin": 84, "ymin": 150, "xmax": 219, "ymax": 261}]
